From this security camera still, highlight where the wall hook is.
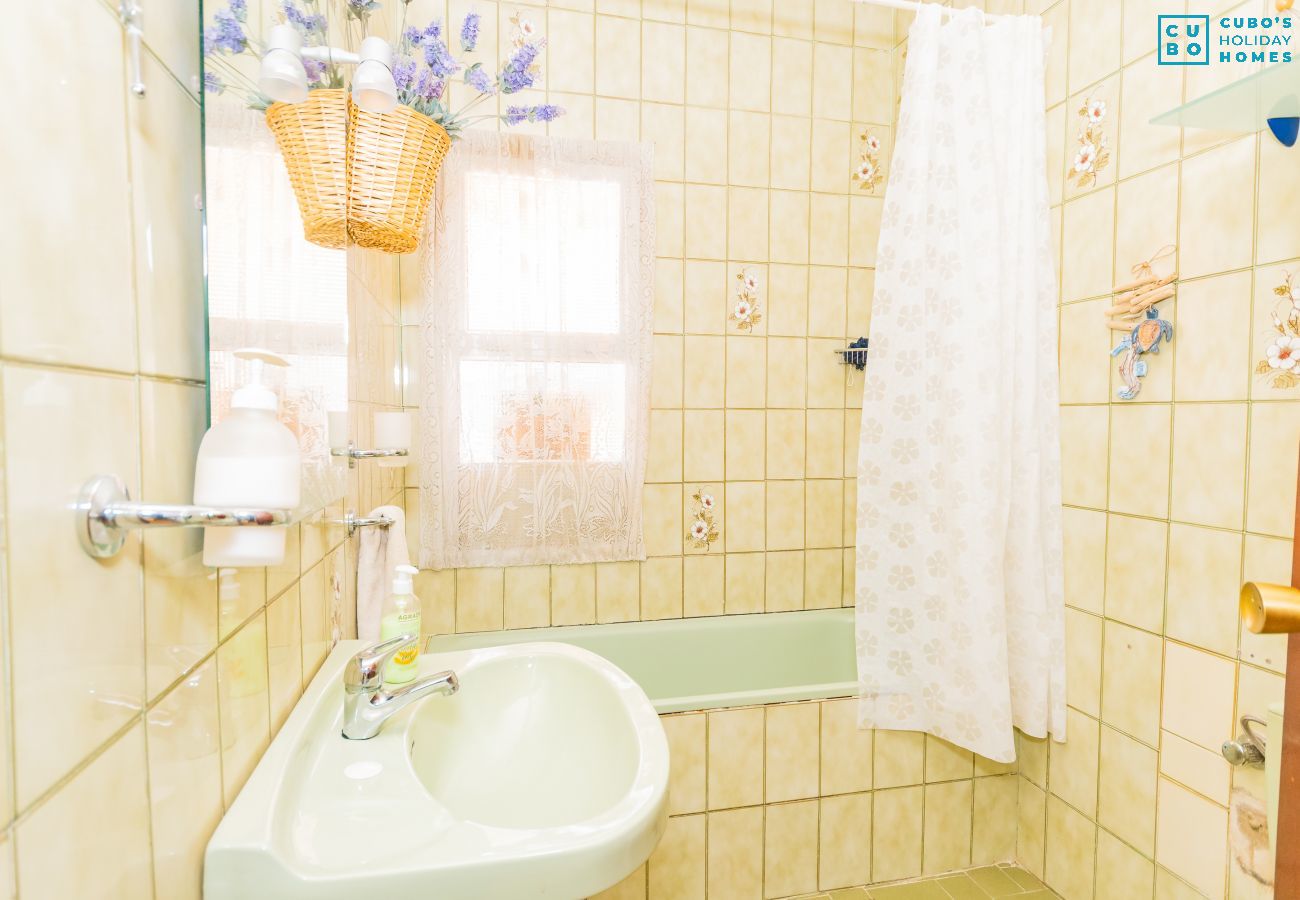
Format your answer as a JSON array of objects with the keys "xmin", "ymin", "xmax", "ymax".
[{"xmin": 119, "ymin": 3, "xmax": 146, "ymax": 98}]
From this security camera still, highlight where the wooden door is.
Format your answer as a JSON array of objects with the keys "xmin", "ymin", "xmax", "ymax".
[{"xmin": 1240, "ymin": 449, "xmax": 1300, "ymax": 894}]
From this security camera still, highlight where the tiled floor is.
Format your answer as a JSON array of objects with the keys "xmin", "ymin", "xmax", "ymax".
[{"xmin": 796, "ymin": 864, "xmax": 1057, "ymax": 899}]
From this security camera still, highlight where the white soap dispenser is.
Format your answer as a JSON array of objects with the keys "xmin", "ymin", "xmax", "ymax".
[{"xmin": 195, "ymin": 348, "xmax": 301, "ymax": 567}]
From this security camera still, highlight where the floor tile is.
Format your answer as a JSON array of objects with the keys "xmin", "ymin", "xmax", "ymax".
[
  {"xmin": 998, "ymin": 866, "xmax": 1049, "ymax": 893},
  {"xmin": 868, "ymin": 880, "xmax": 951, "ymax": 899},
  {"xmin": 934, "ymin": 874, "xmax": 992, "ymax": 898},
  {"xmin": 967, "ymin": 866, "xmax": 1026, "ymax": 896}
]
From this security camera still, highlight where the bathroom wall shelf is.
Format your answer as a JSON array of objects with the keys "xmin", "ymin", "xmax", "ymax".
[
  {"xmin": 75, "ymin": 474, "xmax": 293, "ymax": 559},
  {"xmin": 1151, "ymin": 59, "xmax": 1300, "ymax": 146},
  {"xmin": 330, "ymin": 441, "xmax": 409, "ymax": 469},
  {"xmin": 834, "ymin": 338, "xmax": 870, "ymax": 370}
]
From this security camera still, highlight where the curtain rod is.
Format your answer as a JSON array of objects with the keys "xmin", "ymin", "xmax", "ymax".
[{"xmin": 849, "ymin": 0, "xmax": 1009, "ymax": 20}]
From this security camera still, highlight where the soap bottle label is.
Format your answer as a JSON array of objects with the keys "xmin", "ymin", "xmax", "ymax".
[{"xmin": 382, "ymin": 607, "xmax": 422, "ymax": 683}]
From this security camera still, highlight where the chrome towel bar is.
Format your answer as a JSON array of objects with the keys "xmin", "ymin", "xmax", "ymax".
[
  {"xmin": 333, "ymin": 511, "xmax": 395, "ymax": 537},
  {"xmin": 76, "ymin": 474, "xmax": 293, "ymax": 559},
  {"xmin": 330, "ymin": 441, "xmax": 409, "ymax": 468}
]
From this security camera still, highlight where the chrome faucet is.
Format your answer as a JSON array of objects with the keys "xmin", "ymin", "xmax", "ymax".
[{"xmin": 341, "ymin": 634, "xmax": 459, "ymax": 740}]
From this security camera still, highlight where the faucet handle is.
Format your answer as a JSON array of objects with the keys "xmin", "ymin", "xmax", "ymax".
[{"xmin": 344, "ymin": 634, "xmax": 418, "ymax": 693}]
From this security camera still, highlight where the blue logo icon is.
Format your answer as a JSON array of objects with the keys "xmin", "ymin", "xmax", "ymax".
[{"xmin": 1158, "ymin": 15, "xmax": 1210, "ymax": 65}]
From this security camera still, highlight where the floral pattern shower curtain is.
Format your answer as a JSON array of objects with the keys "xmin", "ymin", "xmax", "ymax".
[{"xmin": 855, "ymin": 5, "xmax": 1065, "ymax": 762}]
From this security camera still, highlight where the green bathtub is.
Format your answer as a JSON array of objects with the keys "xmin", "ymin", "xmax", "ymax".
[{"xmin": 424, "ymin": 608, "xmax": 857, "ymax": 713}]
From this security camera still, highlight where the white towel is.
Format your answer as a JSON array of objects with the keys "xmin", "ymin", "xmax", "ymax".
[{"xmin": 356, "ymin": 505, "xmax": 409, "ymax": 642}]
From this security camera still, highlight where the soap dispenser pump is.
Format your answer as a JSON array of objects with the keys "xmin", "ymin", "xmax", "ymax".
[{"xmin": 194, "ymin": 348, "xmax": 301, "ymax": 567}]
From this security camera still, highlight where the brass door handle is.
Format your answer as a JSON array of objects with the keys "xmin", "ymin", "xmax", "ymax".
[{"xmin": 1241, "ymin": 582, "xmax": 1300, "ymax": 634}]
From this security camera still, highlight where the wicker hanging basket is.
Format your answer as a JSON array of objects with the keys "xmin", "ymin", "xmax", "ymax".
[
  {"xmin": 264, "ymin": 89, "xmax": 350, "ymax": 250},
  {"xmin": 346, "ymin": 103, "xmax": 452, "ymax": 254}
]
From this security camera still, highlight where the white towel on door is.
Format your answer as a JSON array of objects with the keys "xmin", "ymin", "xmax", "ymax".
[{"xmin": 356, "ymin": 505, "xmax": 409, "ymax": 642}]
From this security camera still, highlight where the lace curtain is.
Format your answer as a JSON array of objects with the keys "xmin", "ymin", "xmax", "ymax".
[
  {"xmin": 418, "ymin": 132, "xmax": 655, "ymax": 569},
  {"xmin": 855, "ymin": 5, "xmax": 1066, "ymax": 762}
]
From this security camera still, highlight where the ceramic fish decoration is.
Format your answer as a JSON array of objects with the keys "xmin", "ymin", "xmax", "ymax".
[{"xmin": 1110, "ymin": 307, "xmax": 1173, "ymax": 400}]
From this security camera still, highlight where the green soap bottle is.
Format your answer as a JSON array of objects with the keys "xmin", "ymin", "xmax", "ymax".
[{"xmin": 380, "ymin": 564, "xmax": 422, "ymax": 684}]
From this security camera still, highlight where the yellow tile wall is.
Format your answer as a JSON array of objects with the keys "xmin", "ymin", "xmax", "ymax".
[
  {"xmin": 594, "ymin": 699, "xmax": 1019, "ymax": 899},
  {"xmin": 1025, "ymin": 0, "xmax": 1297, "ymax": 897},
  {"xmin": 0, "ymin": 2, "xmax": 369, "ymax": 896},
  {"xmin": 396, "ymin": 0, "xmax": 896, "ymax": 630}
]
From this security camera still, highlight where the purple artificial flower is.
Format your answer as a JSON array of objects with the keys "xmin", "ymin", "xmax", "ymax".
[
  {"xmin": 346, "ymin": 0, "xmax": 380, "ymax": 18},
  {"xmin": 423, "ymin": 37, "xmax": 460, "ymax": 78},
  {"xmin": 205, "ymin": 8, "xmax": 248, "ymax": 54},
  {"xmin": 464, "ymin": 63, "xmax": 495, "ymax": 94},
  {"xmin": 504, "ymin": 103, "xmax": 564, "ymax": 125},
  {"xmin": 203, "ymin": 70, "xmax": 225, "ymax": 93},
  {"xmin": 229, "ymin": 0, "xmax": 248, "ymax": 22},
  {"xmin": 303, "ymin": 56, "xmax": 327, "ymax": 84},
  {"xmin": 460, "ymin": 12, "xmax": 480, "ymax": 52},
  {"xmin": 402, "ymin": 25, "xmax": 422, "ymax": 47},
  {"xmin": 499, "ymin": 42, "xmax": 539, "ymax": 93},
  {"xmin": 415, "ymin": 68, "xmax": 445, "ymax": 102},
  {"xmin": 282, "ymin": 1, "xmax": 328, "ymax": 37},
  {"xmin": 393, "ymin": 56, "xmax": 417, "ymax": 92}
]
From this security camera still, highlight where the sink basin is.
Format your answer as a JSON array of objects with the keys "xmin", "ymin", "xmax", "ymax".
[{"xmin": 204, "ymin": 641, "xmax": 669, "ymax": 900}]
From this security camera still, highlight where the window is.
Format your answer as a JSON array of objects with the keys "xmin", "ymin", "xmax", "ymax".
[{"xmin": 417, "ymin": 132, "xmax": 655, "ymax": 569}]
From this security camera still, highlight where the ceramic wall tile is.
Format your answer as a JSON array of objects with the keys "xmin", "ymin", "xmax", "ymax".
[
  {"xmin": 922, "ymin": 780, "xmax": 973, "ymax": 875},
  {"xmin": 217, "ymin": 614, "xmax": 271, "ymax": 807},
  {"xmin": 648, "ymin": 814, "xmax": 707, "ymax": 899},
  {"xmin": 16, "ymin": 724, "xmax": 153, "ymax": 898},
  {"xmin": 708, "ymin": 707, "xmax": 765, "ymax": 809},
  {"xmin": 1103, "ymin": 514, "xmax": 1167, "ymax": 633},
  {"xmin": 1048, "ymin": 708, "xmax": 1100, "ymax": 819},
  {"xmin": 707, "ymin": 806, "xmax": 764, "ymax": 899},
  {"xmin": 1098, "ymin": 725, "xmax": 1159, "ymax": 856},
  {"xmin": 1162, "ymin": 642, "xmax": 1236, "ymax": 752},
  {"xmin": 872, "ymin": 785, "xmax": 924, "ymax": 883},
  {"xmin": 763, "ymin": 800, "xmax": 819, "ymax": 898},
  {"xmin": 147, "ymin": 659, "xmax": 223, "ymax": 900},
  {"xmin": 972, "ymin": 775, "xmax": 1018, "ymax": 866},
  {"xmin": 1101, "ymin": 621, "xmax": 1163, "ymax": 747},
  {"xmin": 766, "ymin": 703, "xmax": 820, "ymax": 802},
  {"xmin": 1164, "ymin": 524, "xmax": 1242, "ymax": 657},
  {"xmin": 820, "ymin": 698, "xmax": 872, "ymax": 795},
  {"xmin": 1155, "ymin": 779, "xmax": 1228, "ymax": 899},
  {"xmin": 1044, "ymin": 795, "xmax": 1097, "ymax": 900},
  {"xmin": 1170, "ymin": 403, "xmax": 1248, "ymax": 530},
  {"xmin": 5, "ymin": 365, "xmax": 143, "ymax": 809},
  {"xmin": 1179, "ymin": 138, "xmax": 1257, "ymax": 280},
  {"xmin": 1, "ymin": 2, "xmax": 135, "ymax": 372},
  {"xmin": 141, "ymin": 380, "xmax": 216, "ymax": 700},
  {"xmin": 818, "ymin": 792, "xmax": 871, "ymax": 890}
]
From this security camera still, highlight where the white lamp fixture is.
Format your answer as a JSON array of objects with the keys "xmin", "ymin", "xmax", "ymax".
[
  {"xmin": 353, "ymin": 36, "xmax": 398, "ymax": 114},
  {"xmin": 259, "ymin": 30, "xmax": 397, "ymax": 114},
  {"xmin": 259, "ymin": 24, "xmax": 309, "ymax": 104}
]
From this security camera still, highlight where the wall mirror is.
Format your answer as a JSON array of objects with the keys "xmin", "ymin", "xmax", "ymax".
[{"xmin": 201, "ymin": 2, "xmax": 355, "ymax": 512}]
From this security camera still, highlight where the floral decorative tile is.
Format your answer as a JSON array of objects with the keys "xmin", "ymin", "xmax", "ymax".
[
  {"xmin": 1069, "ymin": 97, "xmax": 1109, "ymax": 189},
  {"xmin": 730, "ymin": 267, "xmax": 763, "ymax": 333}
]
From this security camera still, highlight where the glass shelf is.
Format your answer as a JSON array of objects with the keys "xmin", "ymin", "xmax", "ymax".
[{"xmin": 1151, "ymin": 59, "xmax": 1300, "ymax": 136}]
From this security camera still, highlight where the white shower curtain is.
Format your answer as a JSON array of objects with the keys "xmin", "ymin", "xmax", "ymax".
[{"xmin": 855, "ymin": 5, "xmax": 1065, "ymax": 762}]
